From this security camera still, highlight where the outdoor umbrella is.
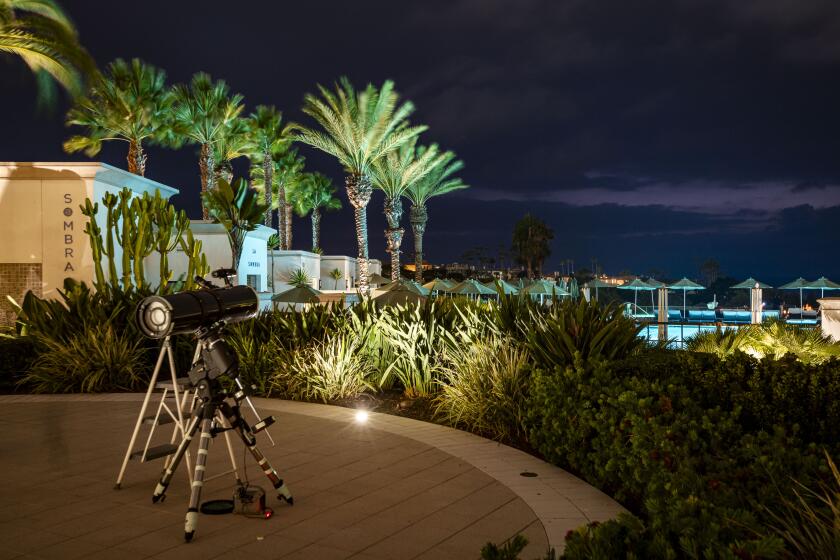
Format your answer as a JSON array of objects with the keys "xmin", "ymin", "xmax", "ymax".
[
  {"xmin": 806, "ymin": 276, "xmax": 840, "ymax": 298},
  {"xmin": 668, "ymin": 277, "xmax": 705, "ymax": 320},
  {"xmin": 779, "ymin": 277, "xmax": 810, "ymax": 309},
  {"xmin": 731, "ymin": 277, "xmax": 773, "ymax": 290},
  {"xmin": 645, "ymin": 278, "xmax": 665, "ymax": 308},
  {"xmin": 584, "ymin": 277, "xmax": 612, "ymax": 300},
  {"xmin": 617, "ymin": 278, "xmax": 655, "ymax": 311},
  {"xmin": 368, "ymin": 273, "xmax": 390, "ymax": 286},
  {"xmin": 484, "ymin": 279, "xmax": 520, "ymax": 295},
  {"xmin": 523, "ymin": 280, "xmax": 570, "ymax": 303},
  {"xmin": 380, "ymin": 278, "xmax": 428, "ymax": 296},
  {"xmin": 271, "ymin": 285, "xmax": 322, "ymax": 308},
  {"xmin": 374, "ymin": 285, "xmax": 427, "ymax": 306},
  {"xmin": 422, "ymin": 278, "xmax": 454, "ymax": 294},
  {"xmin": 449, "ymin": 279, "xmax": 498, "ymax": 299}
]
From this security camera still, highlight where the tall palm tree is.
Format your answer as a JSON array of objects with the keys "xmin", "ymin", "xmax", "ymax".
[
  {"xmin": 213, "ymin": 117, "xmax": 249, "ymax": 184},
  {"xmin": 246, "ymin": 105, "xmax": 290, "ymax": 233},
  {"xmin": 172, "ymin": 72, "xmax": 243, "ymax": 219},
  {"xmin": 292, "ymin": 172, "xmax": 341, "ymax": 253},
  {"xmin": 295, "ymin": 77, "xmax": 425, "ymax": 295},
  {"xmin": 370, "ymin": 138, "xmax": 442, "ymax": 280},
  {"xmin": 276, "ymin": 148, "xmax": 305, "ymax": 250},
  {"xmin": 512, "ymin": 214, "xmax": 554, "ymax": 278},
  {"xmin": 0, "ymin": 0, "xmax": 94, "ymax": 106},
  {"xmin": 405, "ymin": 151, "xmax": 468, "ymax": 282},
  {"xmin": 63, "ymin": 58, "xmax": 172, "ymax": 176}
]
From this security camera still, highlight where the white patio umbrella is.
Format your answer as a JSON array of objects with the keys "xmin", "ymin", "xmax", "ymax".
[
  {"xmin": 617, "ymin": 278, "xmax": 655, "ymax": 311},
  {"xmin": 669, "ymin": 277, "xmax": 705, "ymax": 320},
  {"xmin": 807, "ymin": 276, "xmax": 840, "ymax": 298},
  {"xmin": 779, "ymin": 277, "xmax": 809, "ymax": 309}
]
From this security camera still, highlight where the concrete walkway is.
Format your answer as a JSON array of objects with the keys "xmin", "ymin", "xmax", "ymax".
[{"xmin": 0, "ymin": 395, "xmax": 624, "ymax": 559}]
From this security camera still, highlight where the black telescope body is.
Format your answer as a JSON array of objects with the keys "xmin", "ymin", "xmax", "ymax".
[{"xmin": 136, "ymin": 285, "xmax": 258, "ymax": 339}]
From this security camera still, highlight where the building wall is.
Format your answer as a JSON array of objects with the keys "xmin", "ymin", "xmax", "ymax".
[
  {"xmin": 269, "ymin": 250, "xmax": 321, "ymax": 292},
  {"xmin": 321, "ymin": 256, "xmax": 356, "ymax": 290}
]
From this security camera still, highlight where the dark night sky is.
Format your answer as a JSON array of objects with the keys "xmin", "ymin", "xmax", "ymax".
[{"xmin": 2, "ymin": 0, "xmax": 840, "ymax": 283}]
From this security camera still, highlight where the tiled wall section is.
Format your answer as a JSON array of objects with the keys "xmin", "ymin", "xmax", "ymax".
[{"xmin": 0, "ymin": 264, "xmax": 42, "ymax": 327}]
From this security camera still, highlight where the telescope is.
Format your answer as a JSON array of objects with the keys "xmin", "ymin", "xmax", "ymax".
[{"xmin": 135, "ymin": 283, "xmax": 258, "ymax": 339}]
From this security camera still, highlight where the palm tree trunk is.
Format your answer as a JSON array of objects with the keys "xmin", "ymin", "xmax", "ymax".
[
  {"xmin": 199, "ymin": 143, "xmax": 214, "ymax": 220},
  {"xmin": 410, "ymin": 204, "xmax": 427, "ymax": 283},
  {"xmin": 127, "ymin": 140, "xmax": 146, "ymax": 176},
  {"xmin": 263, "ymin": 151, "xmax": 273, "ymax": 230},
  {"xmin": 346, "ymin": 173, "xmax": 373, "ymax": 295},
  {"xmin": 277, "ymin": 181, "xmax": 287, "ymax": 249},
  {"xmin": 311, "ymin": 207, "xmax": 321, "ymax": 252},
  {"xmin": 285, "ymin": 204, "xmax": 293, "ymax": 249},
  {"xmin": 384, "ymin": 196, "xmax": 404, "ymax": 281}
]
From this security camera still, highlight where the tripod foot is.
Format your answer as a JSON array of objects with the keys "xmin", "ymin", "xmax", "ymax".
[
  {"xmin": 113, "ymin": 483, "xmax": 121, "ymax": 490},
  {"xmin": 184, "ymin": 509, "xmax": 198, "ymax": 542},
  {"xmin": 276, "ymin": 482, "xmax": 293, "ymax": 505}
]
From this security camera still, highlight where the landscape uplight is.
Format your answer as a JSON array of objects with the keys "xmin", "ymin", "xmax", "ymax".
[{"xmin": 355, "ymin": 410, "xmax": 369, "ymax": 424}]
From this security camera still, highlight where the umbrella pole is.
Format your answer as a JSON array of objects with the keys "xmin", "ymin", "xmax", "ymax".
[
  {"xmin": 800, "ymin": 288, "xmax": 803, "ymax": 309},
  {"xmin": 634, "ymin": 290, "xmax": 638, "ymax": 311}
]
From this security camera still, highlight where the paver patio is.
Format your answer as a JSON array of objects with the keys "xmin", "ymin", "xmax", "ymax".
[{"xmin": 0, "ymin": 395, "xmax": 624, "ymax": 559}]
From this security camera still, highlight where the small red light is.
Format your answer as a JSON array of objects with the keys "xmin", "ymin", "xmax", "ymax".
[{"xmin": 264, "ymin": 508, "xmax": 274, "ymax": 519}]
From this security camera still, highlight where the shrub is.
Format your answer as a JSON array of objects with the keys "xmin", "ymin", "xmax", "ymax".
[
  {"xmin": 435, "ymin": 336, "xmax": 530, "ymax": 443},
  {"xmin": 763, "ymin": 450, "xmax": 840, "ymax": 559},
  {"xmin": 21, "ymin": 323, "xmax": 148, "ymax": 393},
  {"xmin": 0, "ymin": 335, "xmax": 37, "ymax": 391},
  {"xmin": 269, "ymin": 334, "xmax": 373, "ymax": 402},
  {"xmin": 522, "ymin": 298, "xmax": 643, "ymax": 369}
]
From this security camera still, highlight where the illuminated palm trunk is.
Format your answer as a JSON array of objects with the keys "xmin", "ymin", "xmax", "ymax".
[
  {"xmin": 199, "ymin": 143, "xmax": 214, "ymax": 220},
  {"xmin": 285, "ymin": 204, "xmax": 293, "ymax": 249},
  {"xmin": 410, "ymin": 204, "xmax": 427, "ymax": 283},
  {"xmin": 384, "ymin": 196, "xmax": 404, "ymax": 281},
  {"xmin": 127, "ymin": 140, "xmax": 146, "ymax": 176},
  {"xmin": 277, "ymin": 181, "xmax": 287, "ymax": 250},
  {"xmin": 263, "ymin": 152, "xmax": 273, "ymax": 230},
  {"xmin": 311, "ymin": 207, "xmax": 321, "ymax": 252},
  {"xmin": 346, "ymin": 173, "xmax": 373, "ymax": 295}
]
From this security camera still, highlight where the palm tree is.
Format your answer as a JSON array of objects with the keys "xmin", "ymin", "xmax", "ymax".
[
  {"xmin": 213, "ymin": 117, "xmax": 249, "ymax": 184},
  {"xmin": 329, "ymin": 268, "xmax": 343, "ymax": 290},
  {"xmin": 512, "ymin": 214, "xmax": 553, "ymax": 278},
  {"xmin": 246, "ymin": 105, "xmax": 290, "ymax": 233},
  {"xmin": 370, "ymin": 138, "xmax": 442, "ymax": 280},
  {"xmin": 0, "ymin": 0, "xmax": 94, "ymax": 106},
  {"xmin": 405, "ymin": 150, "xmax": 468, "ymax": 282},
  {"xmin": 63, "ymin": 58, "xmax": 173, "ymax": 176},
  {"xmin": 276, "ymin": 148, "xmax": 305, "ymax": 250},
  {"xmin": 292, "ymin": 172, "xmax": 341, "ymax": 253},
  {"xmin": 172, "ymin": 72, "xmax": 243, "ymax": 219},
  {"xmin": 202, "ymin": 177, "xmax": 268, "ymax": 273},
  {"xmin": 295, "ymin": 77, "xmax": 426, "ymax": 295}
]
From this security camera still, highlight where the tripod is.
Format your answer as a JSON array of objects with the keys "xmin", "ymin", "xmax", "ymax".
[{"xmin": 150, "ymin": 325, "xmax": 293, "ymax": 542}]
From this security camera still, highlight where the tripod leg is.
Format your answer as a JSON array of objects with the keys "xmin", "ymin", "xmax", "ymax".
[
  {"xmin": 184, "ymin": 415, "xmax": 213, "ymax": 542},
  {"xmin": 220, "ymin": 402, "xmax": 294, "ymax": 505},
  {"xmin": 152, "ymin": 409, "xmax": 202, "ymax": 504}
]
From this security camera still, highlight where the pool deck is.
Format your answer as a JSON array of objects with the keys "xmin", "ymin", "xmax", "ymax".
[{"xmin": 0, "ymin": 394, "xmax": 625, "ymax": 559}]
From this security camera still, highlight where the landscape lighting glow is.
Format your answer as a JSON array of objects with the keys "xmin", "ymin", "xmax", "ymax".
[{"xmin": 355, "ymin": 410, "xmax": 369, "ymax": 424}]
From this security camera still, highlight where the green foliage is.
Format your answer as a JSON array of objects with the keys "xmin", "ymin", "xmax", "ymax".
[
  {"xmin": 512, "ymin": 214, "xmax": 554, "ymax": 277},
  {"xmin": 480, "ymin": 535, "xmax": 529, "ymax": 560},
  {"xmin": 81, "ymin": 187, "xmax": 207, "ymax": 293},
  {"xmin": 526, "ymin": 348, "xmax": 837, "ymax": 557},
  {"xmin": 523, "ymin": 298, "xmax": 643, "ymax": 368},
  {"xmin": 295, "ymin": 77, "xmax": 426, "ymax": 176},
  {"xmin": 0, "ymin": 0, "xmax": 95, "ymax": 106},
  {"xmin": 63, "ymin": 58, "xmax": 173, "ymax": 171},
  {"xmin": 202, "ymin": 177, "xmax": 269, "ymax": 268},
  {"xmin": 287, "ymin": 267, "xmax": 311, "ymax": 288},
  {"xmin": 270, "ymin": 334, "xmax": 373, "ymax": 402},
  {"xmin": 0, "ymin": 336, "xmax": 36, "ymax": 391},
  {"xmin": 763, "ymin": 450, "xmax": 840, "ymax": 559},
  {"xmin": 22, "ymin": 322, "xmax": 147, "ymax": 393},
  {"xmin": 562, "ymin": 514, "xmax": 650, "ymax": 560},
  {"xmin": 435, "ymin": 335, "xmax": 531, "ymax": 443},
  {"xmin": 687, "ymin": 321, "xmax": 840, "ymax": 365},
  {"xmin": 171, "ymin": 72, "xmax": 243, "ymax": 146}
]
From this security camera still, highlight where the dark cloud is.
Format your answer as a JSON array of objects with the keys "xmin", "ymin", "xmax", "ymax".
[{"xmin": 1, "ymin": 0, "xmax": 839, "ymax": 279}]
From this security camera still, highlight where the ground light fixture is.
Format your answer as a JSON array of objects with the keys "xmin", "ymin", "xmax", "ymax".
[{"xmin": 355, "ymin": 410, "xmax": 369, "ymax": 424}]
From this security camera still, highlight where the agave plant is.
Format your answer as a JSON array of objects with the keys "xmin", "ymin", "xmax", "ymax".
[
  {"xmin": 295, "ymin": 77, "xmax": 426, "ymax": 294},
  {"xmin": 64, "ymin": 58, "xmax": 173, "ymax": 176}
]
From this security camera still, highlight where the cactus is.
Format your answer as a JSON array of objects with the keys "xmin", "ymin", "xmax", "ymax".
[{"xmin": 81, "ymin": 187, "xmax": 208, "ymax": 294}]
